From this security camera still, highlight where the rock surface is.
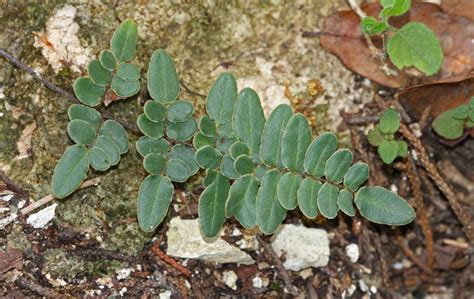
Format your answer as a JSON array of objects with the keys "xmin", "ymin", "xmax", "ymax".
[
  {"xmin": 166, "ymin": 217, "xmax": 254, "ymax": 265},
  {"xmin": 271, "ymin": 224, "xmax": 329, "ymax": 271}
]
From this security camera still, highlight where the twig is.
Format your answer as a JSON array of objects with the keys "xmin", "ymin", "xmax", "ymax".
[
  {"xmin": 16, "ymin": 276, "xmax": 62, "ymax": 297},
  {"xmin": 256, "ymin": 235, "xmax": 298, "ymax": 295},
  {"xmin": 151, "ymin": 243, "xmax": 191, "ymax": 277}
]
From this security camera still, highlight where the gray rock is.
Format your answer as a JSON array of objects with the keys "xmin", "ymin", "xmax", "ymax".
[
  {"xmin": 271, "ymin": 224, "xmax": 329, "ymax": 271},
  {"xmin": 166, "ymin": 217, "xmax": 254, "ymax": 265}
]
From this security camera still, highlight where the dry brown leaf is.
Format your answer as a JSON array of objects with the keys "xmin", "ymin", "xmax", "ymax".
[
  {"xmin": 441, "ymin": 0, "xmax": 474, "ymax": 21},
  {"xmin": 320, "ymin": 3, "xmax": 474, "ymax": 88},
  {"xmin": 0, "ymin": 247, "xmax": 23, "ymax": 279}
]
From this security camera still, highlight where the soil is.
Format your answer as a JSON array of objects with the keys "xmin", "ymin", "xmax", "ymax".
[{"xmin": 0, "ymin": 1, "xmax": 473, "ymax": 298}]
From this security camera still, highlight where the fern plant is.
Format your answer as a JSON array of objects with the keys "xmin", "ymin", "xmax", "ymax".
[
  {"xmin": 432, "ymin": 97, "xmax": 474, "ymax": 139},
  {"xmin": 52, "ymin": 19, "xmax": 415, "ymax": 239}
]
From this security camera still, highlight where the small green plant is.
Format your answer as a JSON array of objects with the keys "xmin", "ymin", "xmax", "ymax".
[
  {"xmin": 432, "ymin": 97, "xmax": 474, "ymax": 139},
  {"xmin": 368, "ymin": 108, "xmax": 408, "ymax": 164},
  {"xmin": 360, "ymin": 0, "xmax": 443, "ymax": 76},
  {"xmin": 52, "ymin": 19, "xmax": 416, "ymax": 238}
]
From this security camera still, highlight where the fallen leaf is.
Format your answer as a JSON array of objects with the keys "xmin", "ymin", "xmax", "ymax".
[
  {"xmin": 0, "ymin": 247, "xmax": 23, "ymax": 279},
  {"xmin": 441, "ymin": 0, "xmax": 474, "ymax": 21},
  {"xmin": 320, "ymin": 2, "xmax": 474, "ymax": 88}
]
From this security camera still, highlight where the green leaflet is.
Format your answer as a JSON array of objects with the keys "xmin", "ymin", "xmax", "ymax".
[
  {"xmin": 225, "ymin": 174, "xmax": 258, "ymax": 228},
  {"xmin": 167, "ymin": 100, "xmax": 194, "ymax": 123},
  {"xmin": 51, "ymin": 144, "xmax": 89, "ymax": 198},
  {"xmin": 380, "ymin": 0, "xmax": 411, "ymax": 18},
  {"xmin": 143, "ymin": 153, "xmax": 166, "ymax": 175},
  {"xmin": 135, "ymin": 136, "xmax": 169, "ymax": 157},
  {"xmin": 379, "ymin": 108, "xmax": 400, "ymax": 134},
  {"xmin": 203, "ymin": 169, "xmax": 217, "ymax": 187},
  {"xmin": 166, "ymin": 118, "xmax": 197, "ymax": 142},
  {"xmin": 88, "ymin": 59, "xmax": 112, "ymax": 86},
  {"xmin": 233, "ymin": 88, "xmax": 265, "ymax": 160},
  {"xmin": 88, "ymin": 146, "xmax": 111, "ymax": 171},
  {"xmin": 111, "ymin": 75, "xmax": 140, "ymax": 98},
  {"xmin": 277, "ymin": 172, "xmax": 303, "ymax": 210},
  {"xmin": 367, "ymin": 126, "xmax": 384, "ymax": 147},
  {"xmin": 68, "ymin": 104, "xmax": 101, "ymax": 129},
  {"xmin": 137, "ymin": 114, "xmax": 164, "ymax": 138},
  {"xmin": 116, "ymin": 63, "xmax": 140, "ymax": 81},
  {"xmin": 94, "ymin": 135, "xmax": 120, "ymax": 165},
  {"xmin": 387, "ymin": 22, "xmax": 443, "ymax": 76},
  {"xmin": 452, "ymin": 104, "xmax": 469, "ymax": 120},
  {"xmin": 147, "ymin": 49, "xmax": 180, "ymax": 103},
  {"xmin": 206, "ymin": 73, "xmax": 237, "ymax": 124},
  {"xmin": 378, "ymin": 140, "xmax": 399, "ymax": 164},
  {"xmin": 199, "ymin": 174, "xmax": 230, "ymax": 238},
  {"xmin": 324, "ymin": 149, "xmax": 353, "ymax": 184},
  {"xmin": 110, "ymin": 18, "xmax": 138, "ymax": 62},
  {"xmin": 360, "ymin": 17, "xmax": 389, "ymax": 35},
  {"xmin": 169, "ymin": 144, "xmax": 199, "ymax": 176},
  {"xmin": 98, "ymin": 120, "xmax": 129, "ymax": 154},
  {"xmin": 220, "ymin": 155, "xmax": 239, "ymax": 179},
  {"xmin": 217, "ymin": 122, "xmax": 233, "ymax": 138},
  {"xmin": 67, "ymin": 119, "xmax": 97, "ymax": 145},
  {"xmin": 398, "ymin": 140, "xmax": 408, "ymax": 158},
  {"xmin": 195, "ymin": 145, "xmax": 222, "ymax": 169},
  {"xmin": 137, "ymin": 175, "xmax": 174, "ymax": 232},
  {"xmin": 193, "ymin": 132, "xmax": 214, "ymax": 149},
  {"xmin": 229, "ymin": 142, "xmax": 249, "ymax": 160},
  {"xmin": 234, "ymin": 155, "xmax": 255, "ymax": 175},
  {"xmin": 166, "ymin": 159, "xmax": 190, "ymax": 182},
  {"xmin": 355, "ymin": 186, "xmax": 415, "ymax": 225},
  {"xmin": 317, "ymin": 182, "xmax": 339, "ymax": 219},
  {"xmin": 304, "ymin": 132, "xmax": 337, "ymax": 177},
  {"xmin": 99, "ymin": 50, "xmax": 116, "ymax": 71},
  {"xmin": 297, "ymin": 177, "xmax": 322, "ymax": 218},
  {"xmin": 198, "ymin": 115, "xmax": 216, "ymax": 137},
  {"xmin": 281, "ymin": 114, "xmax": 312, "ymax": 172},
  {"xmin": 73, "ymin": 77, "xmax": 105, "ymax": 107},
  {"xmin": 260, "ymin": 104, "xmax": 293, "ymax": 167},
  {"xmin": 337, "ymin": 189, "xmax": 355, "ymax": 217},
  {"xmin": 432, "ymin": 109, "xmax": 465, "ymax": 140},
  {"xmin": 144, "ymin": 100, "xmax": 166, "ymax": 122},
  {"xmin": 343, "ymin": 162, "xmax": 369, "ymax": 192},
  {"xmin": 257, "ymin": 169, "xmax": 285, "ymax": 235},
  {"xmin": 216, "ymin": 136, "xmax": 235, "ymax": 153}
]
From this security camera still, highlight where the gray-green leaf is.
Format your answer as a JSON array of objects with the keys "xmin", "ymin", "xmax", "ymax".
[
  {"xmin": 199, "ymin": 174, "xmax": 230, "ymax": 238},
  {"xmin": 166, "ymin": 159, "xmax": 190, "ymax": 182},
  {"xmin": 234, "ymin": 155, "xmax": 255, "ymax": 175},
  {"xmin": 143, "ymin": 153, "xmax": 166, "ymax": 175},
  {"xmin": 225, "ymin": 174, "xmax": 258, "ymax": 228},
  {"xmin": 169, "ymin": 144, "xmax": 199, "ymax": 176},
  {"xmin": 111, "ymin": 75, "xmax": 140, "ymax": 98},
  {"xmin": 67, "ymin": 119, "xmax": 97, "ymax": 145},
  {"xmin": 88, "ymin": 59, "xmax": 112, "ymax": 86},
  {"xmin": 206, "ymin": 73, "xmax": 237, "ymax": 124},
  {"xmin": 99, "ymin": 50, "xmax": 116, "ymax": 71},
  {"xmin": 147, "ymin": 49, "xmax": 180, "ymax": 103},
  {"xmin": 337, "ymin": 189, "xmax": 355, "ymax": 217},
  {"xmin": 166, "ymin": 118, "xmax": 197, "ymax": 142},
  {"xmin": 73, "ymin": 77, "xmax": 105, "ymax": 107},
  {"xmin": 257, "ymin": 169, "xmax": 285, "ymax": 235},
  {"xmin": 110, "ymin": 18, "xmax": 138, "ymax": 62},
  {"xmin": 325, "ymin": 149, "xmax": 353, "ymax": 184},
  {"xmin": 195, "ymin": 145, "xmax": 222, "ymax": 169},
  {"xmin": 144, "ymin": 100, "xmax": 166, "ymax": 122},
  {"xmin": 378, "ymin": 140, "xmax": 399, "ymax": 164},
  {"xmin": 167, "ymin": 100, "xmax": 194, "ymax": 123},
  {"xmin": 137, "ymin": 114, "xmax": 164, "ymax": 138},
  {"xmin": 220, "ymin": 155, "xmax": 240, "ymax": 179},
  {"xmin": 135, "ymin": 136, "xmax": 169, "ymax": 157},
  {"xmin": 297, "ymin": 177, "xmax": 322, "ymax": 218},
  {"xmin": 198, "ymin": 115, "xmax": 216, "ymax": 137},
  {"xmin": 277, "ymin": 173, "xmax": 303, "ymax": 210},
  {"xmin": 379, "ymin": 108, "xmax": 400, "ymax": 134},
  {"xmin": 343, "ymin": 162, "xmax": 369, "ymax": 192},
  {"xmin": 98, "ymin": 120, "xmax": 129, "ymax": 154},
  {"xmin": 317, "ymin": 182, "xmax": 339, "ymax": 219},
  {"xmin": 94, "ymin": 135, "xmax": 120, "ymax": 165},
  {"xmin": 116, "ymin": 63, "xmax": 140, "ymax": 81},
  {"xmin": 51, "ymin": 144, "xmax": 89, "ymax": 198},
  {"xmin": 304, "ymin": 132, "xmax": 337, "ymax": 177},
  {"xmin": 281, "ymin": 113, "xmax": 312, "ymax": 172},
  {"xmin": 88, "ymin": 147, "xmax": 111, "ymax": 171},
  {"xmin": 68, "ymin": 104, "xmax": 101, "ymax": 129}
]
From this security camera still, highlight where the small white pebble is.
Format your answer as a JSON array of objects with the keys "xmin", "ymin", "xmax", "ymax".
[
  {"xmin": 346, "ymin": 284, "xmax": 357, "ymax": 297},
  {"xmin": 359, "ymin": 280, "xmax": 369, "ymax": 292},
  {"xmin": 370, "ymin": 286, "xmax": 377, "ymax": 294},
  {"xmin": 232, "ymin": 228, "xmax": 242, "ymax": 236},
  {"xmin": 392, "ymin": 262, "xmax": 403, "ymax": 270},
  {"xmin": 159, "ymin": 290, "xmax": 172, "ymax": 299},
  {"xmin": 252, "ymin": 276, "xmax": 263, "ymax": 288},
  {"xmin": 119, "ymin": 287, "xmax": 127, "ymax": 296},
  {"xmin": 390, "ymin": 184, "xmax": 398, "ymax": 193},
  {"xmin": 411, "ymin": 149, "xmax": 418, "ymax": 161},
  {"xmin": 116, "ymin": 268, "xmax": 131, "ymax": 280},
  {"xmin": 223, "ymin": 270, "xmax": 238, "ymax": 290},
  {"xmin": 345, "ymin": 243, "xmax": 359, "ymax": 263}
]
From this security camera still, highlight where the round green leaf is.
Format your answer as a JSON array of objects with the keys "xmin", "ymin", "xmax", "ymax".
[
  {"xmin": 166, "ymin": 118, "xmax": 197, "ymax": 142},
  {"xmin": 256, "ymin": 169, "xmax": 285, "ymax": 235},
  {"xmin": 317, "ymin": 182, "xmax": 339, "ymax": 219},
  {"xmin": 198, "ymin": 115, "xmax": 216, "ymax": 137},
  {"xmin": 144, "ymin": 100, "xmax": 166, "ymax": 122},
  {"xmin": 325, "ymin": 149, "xmax": 353, "ymax": 184},
  {"xmin": 398, "ymin": 140, "xmax": 408, "ymax": 158},
  {"xmin": 225, "ymin": 174, "xmax": 258, "ymax": 228},
  {"xmin": 99, "ymin": 50, "xmax": 116, "ymax": 71},
  {"xmin": 111, "ymin": 18, "xmax": 138, "ymax": 62},
  {"xmin": 98, "ymin": 120, "xmax": 129, "ymax": 154},
  {"xmin": 297, "ymin": 177, "xmax": 322, "ymax": 218},
  {"xmin": 277, "ymin": 172, "xmax": 303, "ymax": 210},
  {"xmin": 355, "ymin": 186, "xmax": 415, "ymax": 225},
  {"xmin": 147, "ymin": 49, "xmax": 180, "ymax": 103},
  {"xmin": 337, "ymin": 189, "xmax": 355, "ymax": 217},
  {"xmin": 137, "ymin": 175, "xmax": 174, "ymax": 232},
  {"xmin": 169, "ymin": 144, "xmax": 199, "ymax": 176},
  {"xmin": 360, "ymin": 17, "xmax": 389, "ymax": 35},
  {"xmin": 88, "ymin": 59, "xmax": 112, "ymax": 86},
  {"xmin": 94, "ymin": 135, "xmax": 121, "ymax": 165},
  {"xmin": 143, "ymin": 153, "xmax": 166, "ymax": 175},
  {"xmin": 166, "ymin": 159, "xmax": 190, "ymax": 182},
  {"xmin": 116, "ymin": 63, "xmax": 140, "ymax": 81},
  {"xmin": 469, "ymin": 109, "xmax": 474, "ymax": 122},
  {"xmin": 206, "ymin": 73, "xmax": 237, "ymax": 124},
  {"xmin": 378, "ymin": 140, "xmax": 399, "ymax": 164},
  {"xmin": 367, "ymin": 125, "xmax": 384, "ymax": 147},
  {"xmin": 111, "ymin": 75, "xmax": 140, "ymax": 98},
  {"xmin": 255, "ymin": 165, "xmax": 269, "ymax": 182},
  {"xmin": 135, "ymin": 136, "xmax": 169, "ymax": 157},
  {"xmin": 230, "ymin": 142, "xmax": 249, "ymax": 160},
  {"xmin": 199, "ymin": 174, "xmax": 230, "ymax": 238},
  {"xmin": 220, "ymin": 155, "xmax": 239, "ymax": 179},
  {"xmin": 234, "ymin": 155, "xmax": 255, "ymax": 175},
  {"xmin": 167, "ymin": 100, "xmax": 194, "ymax": 123},
  {"xmin": 51, "ymin": 144, "xmax": 90, "ymax": 198},
  {"xmin": 304, "ymin": 132, "xmax": 338, "ymax": 177},
  {"xmin": 281, "ymin": 114, "xmax": 312, "ymax": 172},
  {"xmin": 73, "ymin": 77, "xmax": 105, "ymax": 107},
  {"xmin": 216, "ymin": 136, "xmax": 235, "ymax": 154},
  {"xmin": 67, "ymin": 119, "xmax": 97, "ymax": 145},
  {"xmin": 88, "ymin": 146, "xmax": 111, "ymax": 171},
  {"xmin": 217, "ymin": 122, "xmax": 234, "ymax": 138},
  {"xmin": 387, "ymin": 22, "xmax": 443, "ymax": 76},
  {"xmin": 452, "ymin": 104, "xmax": 469, "ymax": 120},
  {"xmin": 260, "ymin": 104, "xmax": 293, "ymax": 167},
  {"xmin": 137, "ymin": 114, "xmax": 164, "ymax": 138},
  {"xmin": 432, "ymin": 109, "xmax": 465, "ymax": 139},
  {"xmin": 203, "ymin": 169, "xmax": 217, "ymax": 187},
  {"xmin": 380, "ymin": 0, "xmax": 411, "ymax": 18},
  {"xmin": 195, "ymin": 145, "xmax": 222, "ymax": 169},
  {"xmin": 343, "ymin": 162, "xmax": 369, "ymax": 192},
  {"xmin": 379, "ymin": 108, "xmax": 400, "ymax": 134},
  {"xmin": 68, "ymin": 104, "xmax": 101, "ymax": 129},
  {"xmin": 193, "ymin": 132, "xmax": 214, "ymax": 149}
]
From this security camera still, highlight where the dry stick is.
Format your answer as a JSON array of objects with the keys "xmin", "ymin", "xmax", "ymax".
[
  {"xmin": 256, "ymin": 235, "xmax": 298, "ymax": 295},
  {"xmin": 398, "ymin": 123, "xmax": 474, "ymax": 240},
  {"xmin": 150, "ymin": 243, "xmax": 191, "ymax": 277}
]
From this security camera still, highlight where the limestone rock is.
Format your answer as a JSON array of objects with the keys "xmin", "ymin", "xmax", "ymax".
[
  {"xmin": 166, "ymin": 217, "xmax": 254, "ymax": 265},
  {"xmin": 271, "ymin": 224, "xmax": 329, "ymax": 271}
]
